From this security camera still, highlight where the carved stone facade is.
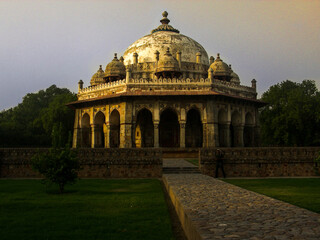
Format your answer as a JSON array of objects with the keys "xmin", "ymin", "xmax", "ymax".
[{"xmin": 69, "ymin": 12, "xmax": 264, "ymax": 149}]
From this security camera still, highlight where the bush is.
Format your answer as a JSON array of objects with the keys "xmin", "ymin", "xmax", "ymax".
[{"xmin": 32, "ymin": 124, "xmax": 80, "ymax": 193}]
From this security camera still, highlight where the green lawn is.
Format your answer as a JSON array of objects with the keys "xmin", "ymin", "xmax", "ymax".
[
  {"xmin": 224, "ymin": 178, "xmax": 320, "ymax": 213},
  {"xmin": 185, "ymin": 158, "xmax": 199, "ymax": 166},
  {"xmin": 0, "ymin": 179, "xmax": 174, "ymax": 240}
]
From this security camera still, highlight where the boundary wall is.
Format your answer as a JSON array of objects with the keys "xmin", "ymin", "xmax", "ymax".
[
  {"xmin": 1, "ymin": 147, "xmax": 319, "ymax": 178},
  {"xmin": 200, "ymin": 147, "xmax": 320, "ymax": 177},
  {"xmin": 0, "ymin": 148, "xmax": 162, "ymax": 178}
]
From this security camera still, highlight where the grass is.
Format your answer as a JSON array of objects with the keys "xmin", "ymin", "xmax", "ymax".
[
  {"xmin": 223, "ymin": 178, "xmax": 320, "ymax": 214},
  {"xmin": 0, "ymin": 179, "xmax": 174, "ymax": 240},
  {"xmin": 185, "ymin": 158, "xmax": 199, "ymax": 166}
]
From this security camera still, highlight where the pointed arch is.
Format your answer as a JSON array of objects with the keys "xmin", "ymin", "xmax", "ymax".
[
  {"xmin": 185, "ymin": 108, "xmax": 203, "ymax": 147},
  {"xmin": 109, "ymin": 109, "xmax": 120, "ymax": 148},
  {"xmin": 81, "ymin": 113, "xmax": 91, "ymax": 147},
  {"xmin": 93, "ymin": 111, "xmax": 105, "ymax": 148},
  {"xmin": 135, "ymin": 108, "xmax": 154, "ymax": 147},
  {"xmin": 159, "ymin": 108, "xmax": 179, "ymax": 147}
]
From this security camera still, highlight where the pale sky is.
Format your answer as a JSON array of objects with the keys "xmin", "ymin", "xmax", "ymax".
[{"xmin": 1, "ymin": 0, "xmax": 320, "ymax": 110}]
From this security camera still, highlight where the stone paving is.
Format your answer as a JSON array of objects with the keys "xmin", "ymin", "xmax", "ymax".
[
  {"xmin": 163, "ymin": 158, "xmax": 197, "ymax": 168},
  {"xmin": 163, "ymin": 160, "xmax": 320, "ymax": 239}
]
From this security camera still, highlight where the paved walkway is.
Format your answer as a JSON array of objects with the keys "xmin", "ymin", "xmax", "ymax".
[
  {"xmin": 163, "ymin": 158, "xmax": 196, "ymax": 168},
  {"xmin": 163, "ymin": 159, "xmax": 320, "ymax": 239}
]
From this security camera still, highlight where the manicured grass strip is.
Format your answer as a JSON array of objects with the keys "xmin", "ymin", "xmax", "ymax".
[
  {"xmin": 185, "ymin": 158, "xmax": 199, "ymax": 166},
  {"xmin": 223, "ymin": 178, "xmax": 320, "ymax": 214},
  {"xmin": 0, "ymin": 179, "xmax": 174, "ymax": 240}
]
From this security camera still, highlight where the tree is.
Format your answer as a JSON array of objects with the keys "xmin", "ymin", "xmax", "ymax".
[
  {"xmin": 32, "ymin": 124, "xmax": 80, "ymax": 193},
  {"xmin": 0, "ymin": 85, "xmax": 76, "ymax": 147},
  {"xmin": 260, "ymin": 80, "xmax": 320, "ymax": 146}
]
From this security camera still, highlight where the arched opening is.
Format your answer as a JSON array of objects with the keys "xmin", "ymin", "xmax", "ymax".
[
  {"xmin": 135, "ymin": 109, "xmax": 154, "ymax": 147},
  {"xmin": 244, "ymin": 112, "xmax": 254, "ymax": 147},
  {"xmin": 218, "ymin": 109, "xmax": 228, "ymax": 147},
  {"xmin": 110, "ymin": 110, "xmax": 120, "ymax": 148},
  {"xmin": 185, "ymin": 109, "xmax": 203, "ymax": 147},
  {"xmin": 81, "ymin": 113, "xmax": 91, "ymax": 148},
  {"xmin": 231, "ymin": 111, "xmax": 241, "ymax": 147},
  {"xmin": 159, "ymin": 109, "xmax": 179, "ymax": 147},
  {"xmin": 94, "ymin": 111, "xmax": 105, "ymax": 148}
]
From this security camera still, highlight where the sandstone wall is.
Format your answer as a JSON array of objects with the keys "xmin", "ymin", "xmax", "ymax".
[
  {"xmin": 200, "ymin": 147, "xmax": 320, "ymax": 177},
  {"xmin": 1, "ymin": 147, "xmax": 319, "ymax": 178},
  {"xmin": 0, "ymin": 148, "xmax": 162, "ymax": 178}
]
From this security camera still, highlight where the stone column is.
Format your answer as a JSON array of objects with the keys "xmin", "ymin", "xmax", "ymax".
[
  {"xmin": 202, "ymin": 123, "xmax": 207, "ymax": 147},
  {"xmin": 221, "ymin": 123, "xmax": 231, "ymax": 147},
  {"xmin": 119, "ymin": 123, "xmax": 125, "ymax": 148},
  {"xmin": 105, "ymin": 124, "xmax": 110, "ymax": 148},
  {"xmin": 91, "ymin": 124, "xmax": 96, "ymax": 148},
  {"xmin": 234, "ymin": 124, "xmax": 244, "ymax": 147},
  {"xmin": 154, "ymin": 121, "xmax": 159, "ymax": 148},
  {"xmin": 72, "ymin": 109, "xmax": 80, "ymax": 148},
  {"xmin": 103, "ymin": 124, "xmax": 108, "ymax": 148},
  {"xmin": 72, "ymin": 128, "xmax": 80, "ymax": 148},
  {"xmin": 123, "ymin": 123, "xmax": 132, "ymax": 148},
  {"xmin": 205, "ymin": 123, "xmax": 218, "ymax": 147},
  {"xmin": 213, "ymin": 123, "xmax": 219, "ymax": 147},
  {"xmin": 153, "ymin": 102, "xmax": 160, "ymax": 148},
  {"xmin": 180, "ymin": 121, "xmax": 186, "ymax": 148}
]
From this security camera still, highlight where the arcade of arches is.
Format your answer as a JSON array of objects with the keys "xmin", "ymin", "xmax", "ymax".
[{"xmin": 73, "ymin": 100, "xmax": 259, "ymax": 149}]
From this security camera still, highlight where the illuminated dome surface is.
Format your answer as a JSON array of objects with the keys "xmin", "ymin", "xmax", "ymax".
[{"xmin": 123, "ymin": 12, "xmax": 209, "ymax": 65}]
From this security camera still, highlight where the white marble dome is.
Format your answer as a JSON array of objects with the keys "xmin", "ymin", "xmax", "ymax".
[{"xmin": 123, "ymin": 12, "xmax": 209, "ymax": 66}]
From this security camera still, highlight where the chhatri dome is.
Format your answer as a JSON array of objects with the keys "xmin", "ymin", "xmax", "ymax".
[{"xmin": 69, "ymin": 11, "xmax": 263, "ymax": 149}]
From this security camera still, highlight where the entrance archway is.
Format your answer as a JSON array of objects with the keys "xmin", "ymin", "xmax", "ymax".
[
  {"xmin": 81, "ymin": 113, "xmax": 91, "ymax": 147},
  {"xmin": 135, "ymin": 109, "xmax": 154, "ymax": 147},
  {"xmin": 94, "ymin": 111, "xmax": 105, "ymax": 148},
  {"xmin": 109, "ymin": 110, "xmax": 120, "ymax": 148},
  {"xmin": 185, "ymin": 109, "xmax": 203, "ymax": 147},
  {"xmin": 159, "ymin": 109, "xmax": 179, "ymax": 147}
]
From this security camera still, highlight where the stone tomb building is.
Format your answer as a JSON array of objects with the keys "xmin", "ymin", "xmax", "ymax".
[{"xmin": 69, "ymin": 12, "xmax": 264, "ymax": 149}]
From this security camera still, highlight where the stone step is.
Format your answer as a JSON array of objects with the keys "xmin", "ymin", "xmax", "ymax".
[{"xmin": 163, "ymin": 167, "xmax": 201, "ymax": 174}]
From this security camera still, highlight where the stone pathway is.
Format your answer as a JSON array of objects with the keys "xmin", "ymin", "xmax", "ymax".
[
  {"xmin": 163, "ymin": 158, "xmax": 197, "ymax": 168},
  {"xmin": 163, "ymin": 158, "xmax": 200, "ymax": 174},
  {"xmin": 163, "ymin": 159, "xmax": 320, "ymax": 239}
]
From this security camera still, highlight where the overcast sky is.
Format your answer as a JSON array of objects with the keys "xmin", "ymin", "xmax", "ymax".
[{"xmin": 1, "ymin": 0, "xmax": 319, "ymax": 110}]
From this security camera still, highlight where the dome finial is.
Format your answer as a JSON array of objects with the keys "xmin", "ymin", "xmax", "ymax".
[
  {"xmin": 162, "ymin": 11, "xmax": 168, "ymax": 18},
  {"xmin": 160, "ymin": 11, "xmax": 170, "ymax": 25},
  {"xmin": 151, "ymin": 11, "xmax": 179, "ymax": 33},
  {"xmin": 114, "ymin": 53, "xmax": 118, "ymax": 59}
]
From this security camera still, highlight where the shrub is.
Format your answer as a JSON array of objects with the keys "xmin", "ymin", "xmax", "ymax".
[{"xmin": 32, "ymin": 124, "xmax": 80, "ymax": 193}]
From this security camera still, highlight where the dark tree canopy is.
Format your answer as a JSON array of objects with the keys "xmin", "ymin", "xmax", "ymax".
[
  {"xmin": 0, "ymin": 85, "xmax": 76, "ymax": 147},
  {"xmin": 260, "ymin": 80, "xmax": 320, "ymax": 146}
]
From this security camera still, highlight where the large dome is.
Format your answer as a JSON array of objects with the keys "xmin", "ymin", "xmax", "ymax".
[{"xmin": 123, "ymin": 12, "xmax": 209, "ymax": 66}]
